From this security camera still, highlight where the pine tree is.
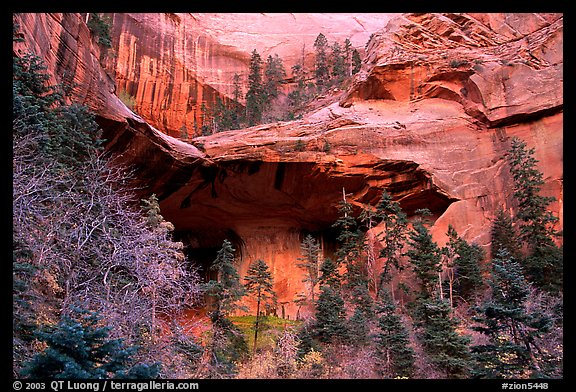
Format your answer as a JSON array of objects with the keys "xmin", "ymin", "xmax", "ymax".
[
  {"xmin": 288, "ymin": 63, "xmax": 307, "ymax": 111},
  {"xmin": 419, "ymin": 298, "xmax": 472, "ymax": 378},
  {"xmin": 264, "ymin": 53, "xmax": 286, "ymax": 102},
  {"xmin": 330, "ymin": 41, "xmax": 346, "ymax": 84},
  {"xmin": 351, "ymin": 49, "xmax": 362, "ymax": 75},
  {"xmin": 213, "ymin": 96, "xmax": 231, "ymax": 132},
  {"xmin": 296, "ymin": 234, "xmax": 322, "ymax": 303},
  {"xmin": 406, "ymin": 209, "xmax": 442, "ymax": 300},
  {"xmin": 20, "ymin": 307, "xmax": 160, "ymax": 379},
  {"xmin": 205, "ymin": 240, "xmax": 246, "ymax": 315},
  {"xmin": 244, "ymin": 259, "xmax": 276, "ymax": 354},
  {"xmin": 471, "ymin": 249, "xmax": 553, "ymax": 378},
  {"xmin": 314, "ymin": 285, "xmax": 348, "ymax": 343},
  {"xmin": 208, "ymin": 310, "xmax": 248, "ymax": 377},
  {"xmin": 313, "ymin": 33, "xmax": 330, "ymax": 89},
  {"xmin": 231, "ymin": 73, "xmax": 243, "ymax": 128},
  {"xmin": 444, "ymin": 225, "xmax": 484, "ymax": 303},
  {"xmin": 318, "ymin": 257, "xmax": 341, "ymax": 288},
  {"xmin": 87, "ymin": 13, "xmax": 112, "ymax": 48},
  {"xmin": 375, "ymin": 190, "xmax": 409, "ymax": 289},
  {"xmin": 343, "ymin": 38, "xmax": 353, "ymax": 76},
  {"xmin": 245, "ymin": 49, "xmax": 265, "ymax": 126},
  {"xmin": 491, "ymin": 209, "xmax": 521, "ymax": 260},
  {"xmin": 200, "ymin": 102, "xmax": 212, "ymax": 135},
  {"xmin": 332, "ymin": 192, "xmax": 363, "ymax": 289},
  {"xmin": 506, "ymin": 137, "xmax": 562, "ymax": 291},
  {"xmin": 373, "ymin": 288, "xmax": 415, "ymax": 378}
]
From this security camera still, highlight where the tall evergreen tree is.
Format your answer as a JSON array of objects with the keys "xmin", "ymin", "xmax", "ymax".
[
  {"xmin": 288, "ymin": 63, "xmax": 307, "ymax": 111},
  {"xmin": 245, "ymin": 49, "xmax": 265, "ymax": 126},
  {"xmin": 491, "ymin": 209, "xmax": 521, "ymax": 260},
  {"xmin": 213, "ymin": 96, "xmax": 234, "ymax": 132},
  {"xmin": 332, "ymin": 193, "xmax": 363, "ymax": 289},
  {"xmin": 419, "ymin": 298, "xmax": 472, "ymax": 378},
  {"xmin": 314, "ymin": 285, "xmax": 348, "ymax": 343},
  {"xmin": 244, "ymin": 259, "xmax": 276, "ymax": 354},
  {"xmin": 330, "ymin": 41, "xmax": 346, "ymax": 84},
  {"xmin": 297, "ymin": 234, "xmax": 322, "ymax": 303},
  {"xmin": 318, "ymin": 257, "xmax": 341, "ymax": 289},
  {"xmin": 351, "ymin": 49, "xmax": 362, "ymax": 75},
  {"xmin": 231, "ymin": 73, "xmax": 243, "ymax": 128},
  {"xmin": 313, "ymin": 33, "xmax": 330, "ymax": 89},
  {"xmin": 406, "ymin": 209, "xmax": 443, "ymax": 300},
  {"xmin": 314, "ymin": 255, "xmax": 347, "ymax": 344},
  {"xmin": 20, "ymin": 307, "xmax": 159, "ymax": 379},
  {"xmin": 444, "ymin": 225, "xmax": 484, "ymax": 303},
  {"xmin": 373, "ymin": 288, "xmax": 415, "ymax": 378},
  {"xmin": 506, "ymin": 137, "xmax": 562, "ymax": 291},
  {"xmin": 472, "ymin": 249, "xmax": 553, "ymax": 378},
  {"xmin": 200, "ymin": 102, "xmax": 212, "ymax": 135},
  {"xmin": 375, "ymin": 190, "xmax": 409, "ymax": 289},
  {"xmin": 87, "ymin": 13, "xmax": 112, "ymax": 48},
  {"xmin": 205, "ymin": 240, "xmax": 246, "ymax": 315},
  {"xmin": 264, "ymin": 53, "xmax": 286, "ymax": 101},
  {"xmin": 203, "ymin": 240, "xmax": 248, "ymax": 377},
  {"xmin": 343, "ymin": 38, "xmax": 353, "ymax": 76}
]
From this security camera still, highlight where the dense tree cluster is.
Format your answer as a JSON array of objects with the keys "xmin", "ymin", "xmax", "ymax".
[
  {"xmin": 195, "ymin": 33, "xmax": 363, "ymax": 136},
  {"xmin": 275, "ymin": 138, "xmax": 562, "ymax": 379},
  {"xmin": 14, "ymin": 22, "xmax": 562, "ymax": 379},
  {"xmin": 13, "ymin": 29, "xmax": 202, "ymax": 378}
]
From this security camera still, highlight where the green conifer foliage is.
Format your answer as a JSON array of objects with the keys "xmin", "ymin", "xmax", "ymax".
[
  {"xmin": 330, "ymin": 41, "xmax": 346, "ymax": 84},
  {"xmin": 20, "ymin": 307, "xmax": 160, "ymax": 379},
  {"xmin": 472, "ymin": 249, "xmax": 554, "ymax": 378},
  {"xmin": 315, "ymin": 285, "xmax": 348, "ymax": 343},
  {"xmin": 313, "ymin": 33, "xmax": 330, "ymax": 89},
  {"xmin": 206, "ymin": 240, "xmax": 246, "ymax": 315},
  {"xmin": 332, "ymin": 194, "xmax": 363, "ymax": 289},
  {"xmin": 87, "ymin": 13, "xmax": 113, "ymax": 48},
  {"xmin": 246, "ymin": 49, "xmax": 265, "ymax": 126},
  {"xmin": 375, "ymin": 190, "xmax": 409, "ymax": 287},
  {"xmin": 373, "ymin": 289, "xmax": 415, "ymax": 378},
  {"xmin": 264, "ymin": 54, "xmax": 286, "ymax": 101},
  {"xmin": 244, "ymin": 259, "xmax": 276, "ymax": 353},
  {"xmin": 297, "ymin": 234, "xmax": 322, "ymax": 303},
  {"xmin": 351, "ymin": 49, "xmax": 362, "ymax": 74},
  {"xmin": 419, "ymin": 298, "xmax": 472, "ymax": 378},
  {"xmin": 318, "ymin": 257, "xmax": 341, "ymax": 288},
  {"xmin": 444, "ymin": 225, "xmax": 485, "ymax": 302},
  {"xmin": 491, "ymin": 209, "xmax": 521, "ymax": 260},
  {"xmin": 506, "ymin": 137, "xmax": 562, "ymax": 291},
  {"xmin": 406, "ymin": 209, "xmax": 442, "ymax": 300}
]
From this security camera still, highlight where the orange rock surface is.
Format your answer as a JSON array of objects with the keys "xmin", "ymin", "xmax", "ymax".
[
  {"xmin": 103, "ymin": 13, "xmax": 391, "ymax": 138},
  {"xmin": 14, "ymin": 13, "xmax": 563, "ymax": 320}
]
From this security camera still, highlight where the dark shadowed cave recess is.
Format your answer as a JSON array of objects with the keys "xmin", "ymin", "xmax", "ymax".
[{"xmin": 157, "ymin": 158, "xmax": 457, "ymax": 282}]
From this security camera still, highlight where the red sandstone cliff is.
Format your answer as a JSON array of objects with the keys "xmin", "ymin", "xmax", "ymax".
[
  {"xmin": 103, "ymin": 13, "xmax": 390, "ymax": 138},
  {"xmin": 13, "ymin": 13, "xmax": 563, "ymax": 320}
]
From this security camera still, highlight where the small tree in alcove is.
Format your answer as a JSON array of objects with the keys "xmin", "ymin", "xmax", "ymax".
[
  {"xmin": 206, "ymin": 240, "xmax": 246, "ymax": 316},
  {"xmin": 204, "ymin": 240, "xmax": 248, "ymax": 375},
  {"xmin": 244, "ymin": 259, "xmax": 277, "ymax": 354},
  {"xmin": 297, "ymin": 234, "xmax": 322, "ymax": 303}
]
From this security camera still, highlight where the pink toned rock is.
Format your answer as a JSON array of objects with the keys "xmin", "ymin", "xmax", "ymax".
[{"xmin": 14, "ymin": 13, "xmax": 562, "ymax": 320}]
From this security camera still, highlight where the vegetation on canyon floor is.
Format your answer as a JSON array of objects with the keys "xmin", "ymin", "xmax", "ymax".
[{"xmin": 13, "ymin": 25, "xmax": 562, "ymax": 380}]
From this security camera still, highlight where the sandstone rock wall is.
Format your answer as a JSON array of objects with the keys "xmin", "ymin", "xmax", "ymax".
[
  {"xmin": 103, "ymin": 13, "xmax": 391, "ymax": 137},
  {"xmin": 14, "ymin": 13, "xmax": 563, "ymax": 320}
]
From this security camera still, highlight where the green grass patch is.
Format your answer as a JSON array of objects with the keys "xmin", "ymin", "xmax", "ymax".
[{"xmin": 229, "ymin": 315, "xmax": 301, "ymax": 352}]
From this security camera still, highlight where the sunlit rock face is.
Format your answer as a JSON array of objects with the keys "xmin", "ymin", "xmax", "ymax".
[
  {"xmin": 14, "ymin": 13, "xmax": 562, "ymax": 319},
  {"xmin": 103, "ymin": 13, "xmax": 391, "ymax": 138}
]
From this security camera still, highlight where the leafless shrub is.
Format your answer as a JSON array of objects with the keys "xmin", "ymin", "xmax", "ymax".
[{"xmin": 13, "ymin": 133, "xmax": 203, "ymax": 376}]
